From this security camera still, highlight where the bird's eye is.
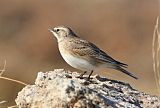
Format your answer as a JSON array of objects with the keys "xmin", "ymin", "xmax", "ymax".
[{"xmin": 56, "ymin": 29, "xmax": 59, "ymax": 32}]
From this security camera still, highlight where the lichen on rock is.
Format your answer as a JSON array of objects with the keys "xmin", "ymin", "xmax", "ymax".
[{"xmin": 15, "ymin": 69, "xmax": 160, "ymax": 108}]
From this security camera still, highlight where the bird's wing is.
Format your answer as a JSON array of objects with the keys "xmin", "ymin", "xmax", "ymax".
[{"xmin": 70, "ymin": 38, "xmax": 128, "ymax": 68}]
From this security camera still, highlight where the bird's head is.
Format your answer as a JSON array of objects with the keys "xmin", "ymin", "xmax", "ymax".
[{"xmin": 48, "ymin": 26, "xmax": 77, "ymax": 42}]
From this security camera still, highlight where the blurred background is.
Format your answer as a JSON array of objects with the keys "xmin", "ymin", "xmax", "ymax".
[{"xmin": 0, "ymin": 0, "xmax": 159, "ymax": 107}]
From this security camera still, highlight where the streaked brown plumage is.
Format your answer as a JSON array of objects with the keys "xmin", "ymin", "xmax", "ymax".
[{"xmin": 48, "ymin": 26, "xmax": 138, "ymax": 80}]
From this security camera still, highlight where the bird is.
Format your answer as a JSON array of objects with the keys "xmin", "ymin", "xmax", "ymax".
[{"xmin": 48, "ymin": 26, "xmax": 138, "ymax": 80}]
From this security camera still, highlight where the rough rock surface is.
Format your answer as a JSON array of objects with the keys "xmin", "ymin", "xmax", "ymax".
[{"xmin": 15, "ymin": 69, "xmax": 160, "ymax": 108}]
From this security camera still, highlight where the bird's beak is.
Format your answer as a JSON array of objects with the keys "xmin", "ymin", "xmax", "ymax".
[
  {"xmin": 48, "ymin": 28, "xmax": 53, "ymax": 32},
  {"xmin": 48, "ymin": 28, "xmax": 54, "ymax": 33},
  {"xmin": 48, "ymin": 28, "xmax": 58, "ymax": 39}
]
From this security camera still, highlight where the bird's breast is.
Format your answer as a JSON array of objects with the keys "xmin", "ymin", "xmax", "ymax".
[{"xmin": 58, "ymin": 43, "xmax": 96, "ymax": 71}]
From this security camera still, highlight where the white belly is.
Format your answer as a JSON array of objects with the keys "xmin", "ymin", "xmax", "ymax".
[{"xmin": 61, "ymin": 53, "xmax": 96, "ymax": 71}]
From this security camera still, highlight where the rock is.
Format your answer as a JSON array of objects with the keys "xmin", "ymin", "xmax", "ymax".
[{"xmin": 15, "ymin": 69, "xmax": 160, "ymax": 108}]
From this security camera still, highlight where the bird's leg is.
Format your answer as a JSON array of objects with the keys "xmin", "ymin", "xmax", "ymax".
[
  {"xmin": 87, "ymin": 70, "xmax": 93, "ymax": 81},
  {"xmin": 77, "ymin": 71, "xmax": 87, "ymax": 79}
]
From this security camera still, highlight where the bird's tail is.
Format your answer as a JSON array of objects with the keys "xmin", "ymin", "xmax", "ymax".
[{"xmin": 115, "ymin": 66, "xmax": 138, "ymax": 79}]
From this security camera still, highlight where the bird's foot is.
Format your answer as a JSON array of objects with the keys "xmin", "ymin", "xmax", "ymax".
[
  {"xmin": 86, "ymin": 70, "xmax": 93, "ymax": 81},
  {"xmin": 76, "ymin": 71, "xmax": 87, "ymax": 79}
]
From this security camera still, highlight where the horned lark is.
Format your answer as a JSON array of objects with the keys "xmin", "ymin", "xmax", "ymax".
[{"xmin": 48, "ymin": 26, "xmax": 138, "ymax": 80}]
